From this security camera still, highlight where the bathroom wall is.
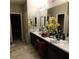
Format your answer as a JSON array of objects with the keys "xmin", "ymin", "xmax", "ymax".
[
  {"xmin": 10, "ymin": 3, "xmax": 28, "ymax": 42},
  {"xmin": 21, "ymin": 3, "xmax": 28, "ymax": 42},
  {"xmin": 22, "ymin": 2, "xmax": 29, "ymax": 43},
  {"xmin": 47, "ymin": 2, "xmax": 69, "ymax": 35},
  {"xmin": 10, "ymin": 3, "xmax": 24, "ymax": 13},
  {"xmin": 27, "ymin": 0, "xmax": 39, "ymax": 19}
]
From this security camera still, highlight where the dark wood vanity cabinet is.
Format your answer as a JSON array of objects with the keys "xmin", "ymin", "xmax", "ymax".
[
  {"xmin": 47, "ymin": 43, "xmax": 69, "ymax": 59},
  {"xmin": 30, "ymin": 32, "xmax": 69, "ymax": 59},
  {"xmin": 30, "ymin": 32, "xmax": 48, "ymax": 59},
  {"xmin": 30, "ymin": 32, "xmax": 37, "ymax": 48}
]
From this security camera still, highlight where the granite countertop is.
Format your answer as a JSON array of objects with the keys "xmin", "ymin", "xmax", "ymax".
[{"xmin": 30, "ymin": 31, "xmax": 69, "ymax": 53}]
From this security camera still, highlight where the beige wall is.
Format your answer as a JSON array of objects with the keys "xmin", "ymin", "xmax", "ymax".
[
  {"xmin": 10, "ymin": 3, "xmax": 28, "ymax": 42},
  {"xmin": 22, "ymin": 3, "xmax": 29, "ymax": 43},
  {"xmin": 27, "ymin": 0, "xmax": 40, "ymax": 21},
  {"xmin": 10, "ymin": 3, "xmax": 24, "ymax": 13},
  {"xmin": 48, "ymin": 2, "xmax": 69, "ymax": 36}
]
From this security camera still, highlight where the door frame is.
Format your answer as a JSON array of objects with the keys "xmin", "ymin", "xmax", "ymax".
[{"xmin": 10, "ymin": 12, "xmax": 23, "ymax": 41}]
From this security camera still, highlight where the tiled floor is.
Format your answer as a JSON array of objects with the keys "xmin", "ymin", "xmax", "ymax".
[{"xmin": 10, "ymin": 40, "xmax": 41, "ymax": 59}]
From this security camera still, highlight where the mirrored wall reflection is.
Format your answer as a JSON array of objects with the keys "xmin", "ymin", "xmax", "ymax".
[
  {"xmin": 30, "ymin": 16, "xmax": 48, "ymax": 30},
  {"xmin": 30, "ymin": 17, "xmax": 37, "ymax": 27},
  {"xmin": 40, "ymin": 16, "xmax": 43, "ymax": 27},
  {"xmin": 35, "ymin": 17, "xmax": 37, "ymax": 27},
  {"xmin": 29, "ymin": 2, "xmax": 69, "ymax": 37},
  {"xmin": 47, "ymin": 2, "xmax": 69, "ymax": 36},
  {"xmin": 44, "ymin": 16, "xmax": 46, "ymax": 26},
  {"xmin": 39, "ymin": 16, "xmax": 48, "ymax": 27},
  {"xmin": 57, "ymin": 14, "xmax": 64, "ymax": 32}
]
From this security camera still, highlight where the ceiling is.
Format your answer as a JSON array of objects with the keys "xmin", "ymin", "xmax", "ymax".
[
  {"xmin": 10, "ymin": 0, "xmax": 55, "ymax": 5},
  {"xmin": 10, "ymin": 0, "xmax": 26, "ymax": 5},
  {"xmin": 10, "ymin": 0, "xmax": 68, "ymax": 7}
]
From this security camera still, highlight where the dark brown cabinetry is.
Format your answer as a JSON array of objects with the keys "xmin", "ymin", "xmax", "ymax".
[
  {"xmin": 47, "ymin": 43, "xmax": 69, "ymax": 59},
  {"xmin": 30, "ymin": 32, "xmax": 69, "ymax": 59},
  {"xmin": 30, "ymin": 32, "xmax": 48, "ymax": 59}
]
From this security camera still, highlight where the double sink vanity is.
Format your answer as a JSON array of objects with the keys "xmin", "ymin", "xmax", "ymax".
[
  {"xmin": 30, "ymin": 30, "xmax": 69, "ymax": 59},
  {"xmin": 29, "ymin": 2, "xmax": 69, "ymax": 59}
]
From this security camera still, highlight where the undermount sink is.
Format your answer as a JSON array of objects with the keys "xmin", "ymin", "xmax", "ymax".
[{"xmin": 50, "ymin": 39, "xmax": 59, "ymax": 44}]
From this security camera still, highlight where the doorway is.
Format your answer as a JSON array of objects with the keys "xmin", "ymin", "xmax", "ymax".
[
  {"xmin": 10, "ymin": 14, "xmax": 22, "ymax": 42},
  {"xmin": 57, "ymin": 14, "xmax": 64, "ymax": 32}
]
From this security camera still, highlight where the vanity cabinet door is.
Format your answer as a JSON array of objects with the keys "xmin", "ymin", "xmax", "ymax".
[
  {"xmin": 30, "ymin": 33, "xmax": 37, "ymax": 48},
  {"xmin": 30, "ymin": 33, "xmax": 48, "ymax": 59},
  {"xmin": 36, "ymin": 38, "xmax": 48, "ymax": 59},
  {"xmin": 47, "ymin": 45, "xmax": 60, "ymax": 59},
  {"xmin": 47, "ymin": 44, "xmax": 69, "ymax": 59},
  {"xmin": 30, "ymin": 32, "xmax": 69, "ymax": 59}
]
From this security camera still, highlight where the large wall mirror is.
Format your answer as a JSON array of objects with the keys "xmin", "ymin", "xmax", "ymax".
[
  {"xmin": 47, "ymin": 2, "xmax": 69, "ymax": 36},
  {"xmin": 39, "ymin": 16, "xmax": 47, "ymax": 28}
]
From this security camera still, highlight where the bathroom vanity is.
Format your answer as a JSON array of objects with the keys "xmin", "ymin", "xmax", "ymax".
[{"xmin": 30, "ymin": 31, "xmax": 69, "ymax": 59}]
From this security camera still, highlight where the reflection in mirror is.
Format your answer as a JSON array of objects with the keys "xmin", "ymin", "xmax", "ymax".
[
  {"xmin": 35, "ymin": 17, "xmax": 37, "ymax": 27},
  {"xmin": 47, "ymin": 2, "xmax": 69, "ymax": 36},
  {"xmin": 44, "ymin": 16, "xmax": 46, "ymax": 27},
  {"xmin": 47, "ymin": 16, "xmax": 49, "ymax": 21},
  {"xmin": 57, "ymin": 14, "xmax": 64, "ymax": 32},
  {"xmin": 40, "ymin": 16, "xmax": 44, "ymax": 27}
]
